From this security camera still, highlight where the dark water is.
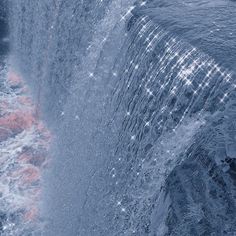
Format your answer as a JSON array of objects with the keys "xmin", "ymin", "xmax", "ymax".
[{"xmin": 0, "ymin": 0, "xmax": 8, "ymax": 57}]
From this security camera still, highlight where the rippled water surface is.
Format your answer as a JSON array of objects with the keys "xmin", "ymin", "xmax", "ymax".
[
  {"xmin": 4, "ymin": 0, "xmax": 236, "ymax": 235},
  {"xmin": 142, "ymin": 0, "xmax": 236, "ymax": 70}
]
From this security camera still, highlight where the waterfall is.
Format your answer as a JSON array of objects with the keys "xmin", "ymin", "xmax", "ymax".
[{"xmin": 7, "ymin": 0, "xmax": 236, "ymax": 235}]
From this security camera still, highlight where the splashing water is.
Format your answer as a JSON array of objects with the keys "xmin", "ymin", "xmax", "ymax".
[
  {"xmin": 8, "ymin": 0, "xmax": 236, "ymax": 235},
  {"xmin": 0, "ymin": 63, "xmax": 50, "ymax": 235}
]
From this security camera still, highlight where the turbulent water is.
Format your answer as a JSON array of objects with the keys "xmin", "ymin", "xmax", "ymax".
[
  {"xmin": 3, "ymin": 0, "xmax": 236, "ymax": 235},
  {"xmin": 0, "ymin": 2, "xmax": 50, "ymax": 236},
  {"xmin": 0, "ymin": 67, "xmax": 50, "ymax": 235}
]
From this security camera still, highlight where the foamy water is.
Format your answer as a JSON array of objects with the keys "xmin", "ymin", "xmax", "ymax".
[
  {"xmin": 8, "ymin": 0, "xmax": 236, "ymax": 235},
  {"xmin": 0, "ymin": 63, "xmax": 50, "ymax": 235}
]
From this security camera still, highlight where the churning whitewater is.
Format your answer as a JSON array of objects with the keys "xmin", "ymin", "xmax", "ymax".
[
  {"xmin": 4, "ymin": 0, "xmax": 236, "ymax": 235},
  {"xmin": 0, "ymin": 64, "xmax": 50, "ymax": 235}
]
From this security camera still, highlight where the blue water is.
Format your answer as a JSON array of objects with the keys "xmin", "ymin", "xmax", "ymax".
[
  {"xmin": 5, "ymin": 0, "xmax": 236, "ymax": 235},
  {"xmin": 141, "ymin": 0, "xmax": 236, "ymax": 70},
  {"xmin": 0, "ymin": 0, "xmax": 8, "ymax": 56}
]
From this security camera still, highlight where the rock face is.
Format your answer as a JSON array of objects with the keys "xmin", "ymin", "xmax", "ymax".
[{"xmin": 8, "ymin": 0, "xmax": 236, "ymax": 235}]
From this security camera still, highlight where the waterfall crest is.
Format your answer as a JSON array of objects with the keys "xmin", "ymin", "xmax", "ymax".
[{"xmin": 8, "ymin": 0, "xmax": 236, "ymax": 235}]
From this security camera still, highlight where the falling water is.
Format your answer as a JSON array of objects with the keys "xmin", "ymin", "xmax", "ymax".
[{"xmin": 6, "ymin": 0, "xmax": 236, "ymax": 235}]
